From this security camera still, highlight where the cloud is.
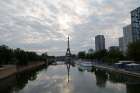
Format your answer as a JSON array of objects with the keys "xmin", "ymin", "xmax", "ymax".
[{"xmin": 0, "ymin": 0, "xmax": 140, "ymax": 55}]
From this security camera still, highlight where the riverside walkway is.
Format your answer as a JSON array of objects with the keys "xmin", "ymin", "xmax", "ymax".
[
  {"xmin": 0, "ymin": 62, "xmax": 45, "ymax": 80},
  {"xmin": 0, "ymin": 65, "xmax": 16, "ymax": 80},
  {"xmin": 93, "ymin": 64, "xmax": 140, "ymax": 78}
]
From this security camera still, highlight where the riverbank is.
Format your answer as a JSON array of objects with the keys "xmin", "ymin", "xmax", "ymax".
[
  {"xmin": 0, "ymin": 62, "xmax": 45, "ymax": 80},
  {"xmin": 92, "ymin": 64, "xmax": 140, "ymax": 78},
  {"xmin": 77, "ymin": 60, "xmax": 140, "ymax": 78}
]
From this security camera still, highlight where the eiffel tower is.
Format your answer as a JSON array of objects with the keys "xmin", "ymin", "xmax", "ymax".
[
  {"xmin": 65, "ymin": 36, "xmax": 71, "ymax": 61},
  {"xmin": 65, "ymin": 36, "xmax": 71, "ymax": 82}
]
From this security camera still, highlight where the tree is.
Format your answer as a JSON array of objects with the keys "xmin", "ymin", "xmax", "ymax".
[
  {"xmin": 86, "ymin": 53, "xmax": 94, "ymax": 60},
  {"xmin": 0, "ymin": 45, "xmax": 49, "ymax": 65},
  {"xmin": 127, "ymin": 41, "xmax": 140, "ymax": 61},
  {"xmin": 0, "ymin": 45, "xmax": 14, "ymax": 65},
  {"xmin": 14, "ymin": 48, "xmax": 28, "ymax": 65},
  {"xmin": 105, "ymin": 48, "xmax": 124, "ymax": 63},
  {"xmin": 41, "ymin": 52, "xmax": 48, "ymax": 61},
  {"xmin": 78, "ymin": 51, "xmax": 86, "ymax": 59},
  {"xmin": 93, "ymin": 50, "xmax": 108, "ymax": 61}
]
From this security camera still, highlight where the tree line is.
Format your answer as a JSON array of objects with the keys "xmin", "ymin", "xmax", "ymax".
[
  {"xmin": 0, "ymin": 45, "xmax": 49, "ymax": 65},
  {"xmin": 78, "ymin": 41, "xmax": 140, "ymax": 64},
  {"xmin": 78, "ymin": 49, "xmax": 124, "ymax": 64}
]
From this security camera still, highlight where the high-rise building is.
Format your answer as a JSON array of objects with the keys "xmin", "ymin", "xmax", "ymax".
[
  {"xmin": 131, "ymin": 7, "xmax": 140, "ymax": 42},
  {"xmin": 119, "ymin": 37, "xmax": 124, "ymax": 52},
  {"xmin": 95, "ymin": 35, "xmax": 105, "ymax": 51},
  {"xmin": 123, "ymin": 24, "xmax": 133, "ymax": 52}
]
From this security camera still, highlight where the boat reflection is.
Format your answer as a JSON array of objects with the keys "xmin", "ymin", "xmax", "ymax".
[{"xmin": 78, "ymin": 62, "xmax": 93, "ymax": 72}]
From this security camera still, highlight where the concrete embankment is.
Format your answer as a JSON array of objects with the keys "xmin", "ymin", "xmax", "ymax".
[
  {"xmin": 93, "ymin": 64, "xmax": 140, "ymax": 78},
  {"xmin": 0, "ymin": 62, "xmax": 45, "ymax": 80}
]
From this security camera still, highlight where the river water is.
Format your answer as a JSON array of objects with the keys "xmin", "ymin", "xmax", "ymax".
[{"xmin": 0, "ymin": 62, "xmax": 140, "ymax": 93}]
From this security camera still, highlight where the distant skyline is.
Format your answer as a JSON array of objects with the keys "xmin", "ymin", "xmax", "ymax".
[{"xmin": 0, "ymin": 0, "xmax": 140, "ymax": 56}]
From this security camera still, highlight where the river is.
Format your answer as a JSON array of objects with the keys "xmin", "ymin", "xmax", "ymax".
[{"xmin": 0, "ymin": 62, "xmax": 140, "ymax": 93}]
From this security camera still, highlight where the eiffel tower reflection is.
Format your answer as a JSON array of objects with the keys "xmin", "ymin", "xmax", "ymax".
[{"xmin": 65, "ymin": 36, "xmax": 72, "ymax": 83}]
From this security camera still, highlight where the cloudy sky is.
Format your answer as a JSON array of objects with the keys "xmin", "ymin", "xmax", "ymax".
[{"xmin": 0, "ymin": 0, "xmax": 140, "ymax": 56}]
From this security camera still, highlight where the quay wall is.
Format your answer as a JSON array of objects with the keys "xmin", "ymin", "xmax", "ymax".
[{"xmin": 0, "ymin": 62, "xmax": 45, "ymax": 80}]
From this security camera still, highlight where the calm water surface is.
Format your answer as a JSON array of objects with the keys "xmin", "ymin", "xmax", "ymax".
[{"xmin": 0, "ymin": 63, "xmax": 140, "ymax": 93}]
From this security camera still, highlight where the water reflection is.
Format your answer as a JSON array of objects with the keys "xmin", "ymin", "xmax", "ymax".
[
  {"xmin": 65, "ymin": 59, "xmax": 75, "ymax": 83},
  {"xmin": 109, "ymin": 72, "xmax": 127, "ymax": 83},
  {"xmin": 0, "ymin": 75, "xmax": 16, "ymax": 93},
  {"xmin": 77, "ymin": 64, "xmax": 140, "ymax": 93},
  {"xmin": 108, "ymin": 71, "xmax": 140, "ymax": 86},
  {"xmin": 15, "ymin": 70, "xmax": 38, "ymax": 91},
  {"xmin": 0, "ymin": 63, "xmax": 140, "ymax": 93},
  {"xmin": 94, "ymin": 70, "xmax": 108, "ymax": 88},
  {"xmin": 126, "ymin": 83, "xmax": 140, "ymax": 93},
  {"xmin": 0, "ymin": 65, "xmax": 47, "ymax": 93},
  {"xmin": 66, "ymin": 63, "xmax": 70, "ymax": 83}
]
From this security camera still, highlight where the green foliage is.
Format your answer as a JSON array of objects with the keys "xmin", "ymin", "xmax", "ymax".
[
  {"xmin": 0, "ymin": 45, "xmax": 14, "ymax": 64},
  {"xmin": 0, "ymin": 45, "xmax": 48, "ymax": 65},
  {"xmin": 93, "ymin": 50, "xmax": 108, "ymax": 60},
  {"xmin": 78, "ymin": 50, "xmax": 108, "ymax": 60},
  {"xmin": 105, "ymin": 49, "xmax": 124, "ymax": 63},
  {"xmin": 86, "ymin": 53, "xmax": 94, "ymax": 59},
  {"xmin": 41, "ymin": 52, "xmax": 48, "ymax": 61},
  {"xmin": 77, "ymin": 49, "xmax": 124, "ymax": 64},
  {"xmin": 78, "ymin": 51, "xmax": 86, "ymax": 59},
  {"xmin": 127, "ymin": 41, "xmax": 140, "ymax": 61}
]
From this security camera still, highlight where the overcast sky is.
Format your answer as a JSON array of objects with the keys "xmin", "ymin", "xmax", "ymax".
[{"xmin": 0, "ymin": 0, "xmax": 140, "ymax": 56}]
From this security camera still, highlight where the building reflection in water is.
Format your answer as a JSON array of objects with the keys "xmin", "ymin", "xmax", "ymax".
[
  {"xmin": 94, "ymin": 69, "xmax": 108, "ymax": 88},
  {"xmin": 0, "ymin": 64, "xmax": 140, "ymax": 93},
  {"xmin": 94, "ymin": 67, "xmax": 140, "ymax": 93},
  {"xmin": 65, "ymin": 60, "xmax": 75, "ymax": 83},
  {"xmin": 126, "ymin": 76, "xmax": 140, "ymax": 93},
  {"xmin": 126, "ymin": 83, "xmax": 140, "ymax": 93},
  {"xmin": 78, "ymin": 65, "xmax": 140, "ymax": 93},
  {"xmin": 108, "ymin": 72, "xmax": 127, "ymax": 83},
  {"xmin": 66, "ymin": 63, "xmax": 70, "ymax": 83}
]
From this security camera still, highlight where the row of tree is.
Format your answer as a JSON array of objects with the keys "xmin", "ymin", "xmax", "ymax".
[
  {"xmin": 78, "ymin": 41, "xmax": 140, "ymax": 64},
  {"xmin": 78, "ymin": 49, "xmax": 124, "ymax": 64},
  {"xmin": 127, "ymin": 40, "xmax": 140, "ymax": 61},
  {"xmin": 0, "ymin": 45, "xmax": 48, "ymax": 65}
]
